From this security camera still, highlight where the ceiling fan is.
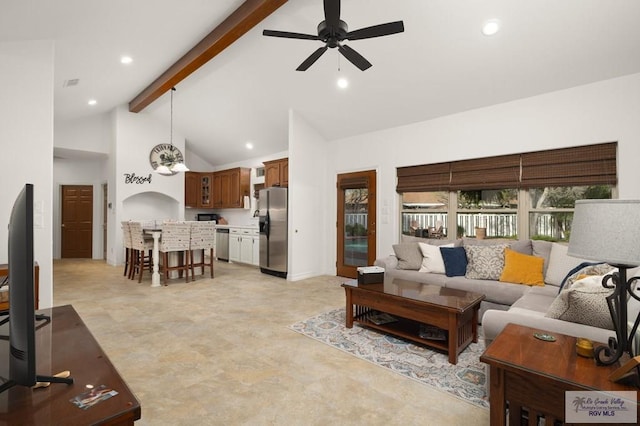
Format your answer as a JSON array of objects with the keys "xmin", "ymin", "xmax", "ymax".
[{"xmin": 263, "ymin": 0, "xmax": 404, "ymax": 71}]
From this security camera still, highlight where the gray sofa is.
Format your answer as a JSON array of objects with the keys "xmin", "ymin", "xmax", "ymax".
[{"xmin": 374, "ymin": 236, "xmax": 626, "ymax": 346}]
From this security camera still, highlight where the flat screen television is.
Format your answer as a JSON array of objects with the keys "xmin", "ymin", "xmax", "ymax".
[{"xmin": 0, "ymin": 184, "xmax": 73, "ymax": 393}]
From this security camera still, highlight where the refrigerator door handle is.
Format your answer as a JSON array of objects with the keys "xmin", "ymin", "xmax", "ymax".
[{"xmin": 264, "ymin": 211, "xmax": 270, "ymax": 240}]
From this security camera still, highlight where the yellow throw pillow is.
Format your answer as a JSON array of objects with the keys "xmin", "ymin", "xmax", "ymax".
[{"xmin": 499, "ymin": 248, "xmax": 545, "ymax": 286}]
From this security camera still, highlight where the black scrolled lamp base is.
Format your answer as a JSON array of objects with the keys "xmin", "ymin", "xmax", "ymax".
[{"xmin": 594, "ymin": 266, "xmax": 640, "ymax": 366}]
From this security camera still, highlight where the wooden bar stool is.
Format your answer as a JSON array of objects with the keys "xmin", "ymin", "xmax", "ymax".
[
  {"xmin": 188, "ymin": 221, "xmax": 215, "ymax": 279},
  {"xmin": 159, "ymin": 222, "xmax": 191, "ymax": 285},
  {"xmin": 121, "ymin": 221, "xmax": 132, "ymax": 277},
  {"xmin": 129, "ymin": 221, "xmax": 154, "ymax": 282}
]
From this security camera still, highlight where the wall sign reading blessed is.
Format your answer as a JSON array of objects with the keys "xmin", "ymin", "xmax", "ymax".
[{"xmin": 124, "ymin": 173, "xmax": 152, "ymax": 184}]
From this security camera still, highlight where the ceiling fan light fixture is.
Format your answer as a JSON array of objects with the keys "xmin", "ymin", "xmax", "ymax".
[
  {"xmin": 337, "ymin": 77, "xmax": 349, "ymax": 89},
  {"xmin": 170, "ymin": 162, "xmax": 189, "ymax": 172},
  {"xmin": 482, "ymin": 19, "xmax": 501, "ymax": 36},
  {"xmin": 155, "ymin": 165, "xmax": 173, "ymax": 175}
]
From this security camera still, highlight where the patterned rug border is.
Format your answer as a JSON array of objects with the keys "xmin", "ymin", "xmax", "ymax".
[{"xmin": 288, "ymin": 308, "xmax": 489, "ymax": 410}]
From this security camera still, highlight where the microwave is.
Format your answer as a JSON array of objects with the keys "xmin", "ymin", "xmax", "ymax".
[{"xmin": 197, "ymin": 213, "xmax": 219, "ymax": 222}]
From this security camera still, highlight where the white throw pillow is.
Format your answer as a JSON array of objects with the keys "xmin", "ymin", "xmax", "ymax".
[
  {"xmin": 544, "ymin": 242, "xmax": 591, "ymax": 286},
  {"xmin": 418, "ymin": 242, "xmax": 453, "ymax": 274}
]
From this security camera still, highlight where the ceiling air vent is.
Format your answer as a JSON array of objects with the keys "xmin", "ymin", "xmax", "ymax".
[{"xmin": 63, "ymin": 79, "xmax": 79, "ymax": 87}]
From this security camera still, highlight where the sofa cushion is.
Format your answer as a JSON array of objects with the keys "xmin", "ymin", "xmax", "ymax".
[
  {"xmin": 392, "ymin": 243, "xmax": 423, "ymax": 270},
  {"xmin": 499, "ymin": 248, "xmax": 545, "ymax": 286},
  {"xmin": 558, "ymin": 262, "xmax": 614, "ymax": 292},
  {"xmin": 545, "ymin": 275, "xmax": 614, "ymax": 329},
  {"xmin": 440, "ymin": 247, "xmax": 467, "ymax": 277},
  {"xmin": 508, "ymin": 239, "xmax": 533, "ymax": 255},
  {"xmin": 532, "ymin": 240, "xmax": 553, "ymax": 275},
  {"xmin": 544, "ymin": 242, "xmax": 591, "ymax": 286},
  {"xmin": 446, "ymin": 276, "xmax": 529, "ymax": 306},
  {"xmin": 401, "ymin": 235, "xmax": 461, "ymax": 246},
  {"xmin": 418, "ymin": 242, "xmax": 453, "ymax": 274},
  {"xmin": 464, "ymin": 243, "xmax": 508, "ymax": 280}
]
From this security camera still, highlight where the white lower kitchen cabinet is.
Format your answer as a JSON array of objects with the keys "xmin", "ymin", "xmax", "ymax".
[{"xmin": 229, "ymin": 227, "xmax": 259, "ymax": 266}]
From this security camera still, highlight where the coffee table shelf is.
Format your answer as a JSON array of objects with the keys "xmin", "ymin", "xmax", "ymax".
[{"xmin": 354, "ymin": 309, "xmax": 449, "ymax": 352}]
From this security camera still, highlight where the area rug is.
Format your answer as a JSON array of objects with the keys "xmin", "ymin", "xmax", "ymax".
[{"xmin": 289, "ymin": 308, "xmax": 489, "ymax": 409}]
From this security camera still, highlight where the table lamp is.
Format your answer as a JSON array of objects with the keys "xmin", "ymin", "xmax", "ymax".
[{"xmin": 568, "ymin": 199, "xmax": 640, "ymax": 368}]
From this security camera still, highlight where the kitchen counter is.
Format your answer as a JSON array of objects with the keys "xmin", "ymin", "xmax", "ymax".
[{"xmin": 215, "ymin": 224, "xmax": 259, "ymax": 230}]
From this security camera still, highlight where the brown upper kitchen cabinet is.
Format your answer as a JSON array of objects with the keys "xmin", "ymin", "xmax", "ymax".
[
  {"xmin": 185, "ymin": 172, "xmax": 214, "ymax": 208},
  {"xmin": 263, "ymin": 158, "xmax": 288, "ymax": 188},
  {"xmin": 213, "ymin": 167, "xmax": 251, "ymax": 208}
]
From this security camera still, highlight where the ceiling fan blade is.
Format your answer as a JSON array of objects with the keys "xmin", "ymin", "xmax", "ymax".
[
  {"xmin": 296, "ymin": 46, "xmax": 329, "ymax": 71},
  {"xmin": 338, "ymin": 44, "xmax": 372, "ymax": 71},
  {"xmin": 263, "ymin": 29, "xmax": 320, "ymax": 40},
  {"xmin": 323, "ymin": 0, "xmax": 341, "ymax": 28},
  {"xmin": 346, "ymin": 21, "xmax": 405, "ymax": 41}
]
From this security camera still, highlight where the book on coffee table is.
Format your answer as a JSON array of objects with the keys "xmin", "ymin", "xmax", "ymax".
[
  {"xmin": 368, "ymin": 312, "xmax": 398, "ymax": 325},
  {"xmin": 419, "ymin": 324, "xmax": 446, "ymax": 341}
]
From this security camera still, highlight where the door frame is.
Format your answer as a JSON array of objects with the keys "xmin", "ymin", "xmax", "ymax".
[{"xmin": 336, "ymin": 170, "xmax": 377, "ymax": 278}]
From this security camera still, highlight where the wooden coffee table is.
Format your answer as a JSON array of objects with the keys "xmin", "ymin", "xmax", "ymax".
[{"xmin": 341, "ymin": 278, "xmax": 484, "ymax": 364}]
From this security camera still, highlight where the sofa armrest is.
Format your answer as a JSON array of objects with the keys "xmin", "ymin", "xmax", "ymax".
[
  {"xmin": 374, "ymin": 255, "xmax": 398, "ymax": 270},
  {"xmin": 482, "ymin": 308, "xmax": 616, "ymax": 347}
]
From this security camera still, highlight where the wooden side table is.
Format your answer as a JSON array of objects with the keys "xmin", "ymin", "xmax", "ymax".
[
  {"xmin": 480, "ymin": 323, "xmax": 639, "ymax": 425},
  {"xmin": 0, "ymin": 263, "xmax": 39, "ymax": 311}
]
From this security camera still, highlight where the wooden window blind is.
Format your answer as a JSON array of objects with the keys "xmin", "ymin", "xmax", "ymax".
[
  {"xmin": 396, "ymin": 142, "xmax": 617, "ymax": 193},
  {"xmin": 449, "ymin": 154, "xmax": 520, "ymax": 190},
  {"xmin": 520, "ymin": 142, "xmax": 617, "ymax": 187},
  {"xmin": 396, "ymin": 162, "xmax": 451, "ymax": 192},
  {"xmin": 338, "ymin": 176, "xmax": 369, "ymax": 190}
]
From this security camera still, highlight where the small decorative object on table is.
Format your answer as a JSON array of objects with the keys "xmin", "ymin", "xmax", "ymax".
[
  {"xmin": 533, "ymin": 332, "xmax": 556, "ymax": 342},
  {"xmin": 576, "ymin": 338, "xmax": 595, "ymax": 358},
  {"xmin": 357, "ymin": 266, "xmax": 384, "ymax": 285}
]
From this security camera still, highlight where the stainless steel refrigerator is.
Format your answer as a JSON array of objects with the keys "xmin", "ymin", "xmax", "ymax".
[{"xmin": 259, "ymin": 187, "xmax": 288, "ymax": 278}]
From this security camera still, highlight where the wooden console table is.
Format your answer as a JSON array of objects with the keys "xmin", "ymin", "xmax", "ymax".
[
  {"xmin": 0, "ymin": 263, "xmax": 39, "ymax": 311},
  {"xmin": 480, "ymin": 323, "xmax": 639, "ymax": 425},
  {"xmin": 0, "ymin": 304, "xmax": 141, "ymax": 425}
]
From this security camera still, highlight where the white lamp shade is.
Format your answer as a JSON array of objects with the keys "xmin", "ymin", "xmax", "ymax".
[{"xmin": 568, "ymin": 199, "xmax": 640, "ymax": 267}]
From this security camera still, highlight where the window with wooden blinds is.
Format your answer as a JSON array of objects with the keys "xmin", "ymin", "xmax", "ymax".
[
  {"xmin": 396, "ymin": 142, "xmax": 617, "ymax": 192},
  {"xmin": 521, "ymin": 142, "xmax": 617, "ymax": 188},
  {"xmin": 396, "ymin": 162, "xmax": 450, "ymax": 192}
]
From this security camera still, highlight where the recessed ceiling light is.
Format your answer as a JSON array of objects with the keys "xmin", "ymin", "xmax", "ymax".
[
  {"xmin": 482, "ymin": 19, "xmax": 500, "ymax": 36},
  {"xmin": 245, "ymin": 142, "xmax": 254, "ymax": 150},
  {"xmin": 120, "ymin": 56, "xmax": 133, "ymax": 64},
  {"xmin": 337, "ymin": 77, "xmax": 349, "ymax": 89},
  {"xmin": 88, "ymin": 99, "xmax": 97, "ymax": 106}
]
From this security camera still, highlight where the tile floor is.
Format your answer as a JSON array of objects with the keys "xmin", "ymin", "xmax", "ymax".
[{"xmin": 53, "ymin": 259, "xmax": 489, "ymax": 425}]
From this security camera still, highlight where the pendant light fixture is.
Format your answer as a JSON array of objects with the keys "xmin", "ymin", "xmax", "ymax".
[{"xmin": 155, "ymin": 87, "xmax": 189, "ymax": 175}]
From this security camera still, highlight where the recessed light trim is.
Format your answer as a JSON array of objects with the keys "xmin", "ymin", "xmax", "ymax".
[
  {"xmin": 482, "ymin": 19, "xmax": 500, "ymax": 36},
  {"xmin": 245, "ymin": 142, "xmax": 254, "ymax": 150},
  {"xmin": 88, "ymin": 99, "xmax": 97, "ymax": 106},
  {"xmin": 120, "ymin": 56, "xmax": 133, "ymax": 64}
]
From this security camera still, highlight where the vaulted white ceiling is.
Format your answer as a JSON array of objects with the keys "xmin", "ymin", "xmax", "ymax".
[{"xmin": 3, "ymin": 0, "xmax": 640, "ymax": 166}]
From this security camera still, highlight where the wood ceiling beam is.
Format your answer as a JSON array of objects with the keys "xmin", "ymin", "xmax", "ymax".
[{"xmin": 129, "ymin": 0, "xmax": 288, "ymax": 113}]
